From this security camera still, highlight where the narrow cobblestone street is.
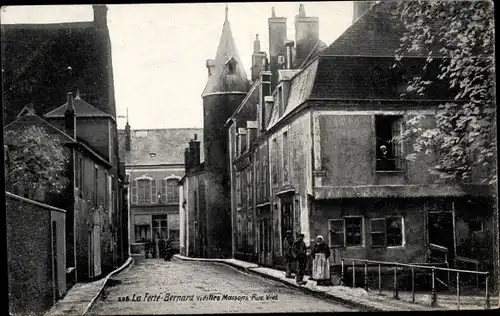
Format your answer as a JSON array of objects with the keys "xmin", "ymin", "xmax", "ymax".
[{"xmin": 89, "ymin": 258, "xmax": 358, "ymax": 314}]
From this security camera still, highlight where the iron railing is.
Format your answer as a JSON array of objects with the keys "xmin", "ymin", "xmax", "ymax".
[{"xmin": 341, "ymin": 258, "xmax": 490, "ymax": 310}]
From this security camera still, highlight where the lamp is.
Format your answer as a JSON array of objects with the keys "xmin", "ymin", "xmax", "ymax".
[{"xmin": 157, "ymin": 192, "xmax": 162, "ymax": 202}]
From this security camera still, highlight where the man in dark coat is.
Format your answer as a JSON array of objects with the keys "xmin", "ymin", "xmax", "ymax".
[
  {"xmin": 283, "ymin": 230, "xmax": 294, "ymax": 278},
  {"xmin": 292, "ymin": 233, "xmax": 308, "ymax": 285},
  {"xmin": 164, "ymin": 238, "xmax": 173, "ymax": 261}
]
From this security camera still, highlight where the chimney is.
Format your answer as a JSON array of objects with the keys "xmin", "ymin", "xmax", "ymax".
[
  {"xmin": 353, "ymin": 1, "xmax": 375, "ymax": 24},
  {"xmin": 64, "ymin": 92, "xmax": 76, "ymax": 139},
  {"xmin": 125, "ymin": 108, "xmax": 131, "ymax": 151},
  {"xmin": 184, "ymin": 148, "xmax": 192, "ymax": 173},
  {"xmin": 251, "ymin": 35, "xmax": 268, "ymax": 82},
  {"xmin": 92, "ymin": 4, "xmax": 108, "ymax": 29},
  {"xmin": 264, "ymin": 96, "xmax": 274, "ymax": 131},
  {"xmin": 206, "ymin": 59, "xmax": 216, "ymax": 77},
  {"xmin": 189, "ymin": 134, "xmax": 201, "ymax": 167},
  {"xmin": 285, "ymin": 40, "xmax": 295, "ymax": 70},
  {"xmin": 294, "ymin": 4, "xmax": 319, "ymax": 68},
  {"xmin": 258, "ymin": 70, "xmax": 272, "ymax": 132},
  {"xmin": 268, "ymin": 7, "xmax": 287, "ymax": 89}
]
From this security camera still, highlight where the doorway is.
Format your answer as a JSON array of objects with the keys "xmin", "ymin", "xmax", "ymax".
[{"xmin": 428, "ymin": 211, "xmax": 455, "ymax": 260}]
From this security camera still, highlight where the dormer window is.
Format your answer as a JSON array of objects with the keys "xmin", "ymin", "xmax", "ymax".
[
  {"xmin": 277, "ymin": 55, "xmax": 285, "ymax": 64},
  {"xmin": 226, "ymin": 57, "xmax": 237, "ymax": 74}
]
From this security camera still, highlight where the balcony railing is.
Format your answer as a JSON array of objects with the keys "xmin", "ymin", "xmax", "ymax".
[{"xmin": 340, "ymin": 257, "xmax": 491, "ymax": 310}]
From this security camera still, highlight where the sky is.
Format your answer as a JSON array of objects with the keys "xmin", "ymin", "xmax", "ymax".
[{"xmin": 1, "ymin": 2, "xmax": 354, "ymax": 130}]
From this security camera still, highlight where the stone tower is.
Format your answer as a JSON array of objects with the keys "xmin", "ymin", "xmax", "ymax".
[{"xmin": 201, "ymin": 5, "xmax": 249, "ymax": 258}]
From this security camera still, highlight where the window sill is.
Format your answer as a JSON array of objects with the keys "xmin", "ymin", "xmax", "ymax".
[{"xmin": 375, "ymin": 170, "xmax": 405, "ymax": 174}]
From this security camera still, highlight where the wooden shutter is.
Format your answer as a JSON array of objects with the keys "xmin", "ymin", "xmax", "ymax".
[
  {"xmin": 371, "ymin": 218, "xmax": 386, "ymax": 247},
  {"xmin": 392, "ymin": 118, "xmax": 403, "ymax": 170},
  {"xmin": 151, "ymin": 179, "xmax": 157, "ymax": 203},
  {"xmin": 329, "ymin": 219, "xmax": 345, "ymax": 247},
  {"xmin": 167, "ymin": 179, "xmax": 174, "ymax": 202},
  {"xmin": 131, "ymin": 180, "xmax": 138, "ymax": 204}
]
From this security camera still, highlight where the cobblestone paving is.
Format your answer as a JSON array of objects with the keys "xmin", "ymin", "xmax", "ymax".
[{"xmin": 89, "ymin": 258, "xmax": 358, "ymax": 314}]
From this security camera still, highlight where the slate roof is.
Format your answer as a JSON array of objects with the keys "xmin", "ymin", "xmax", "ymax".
[
  {"xmin": 4, "ymin": 112, "xmax": 75, "ymax": 144},
  {"xmin": 118, "ymin": 128, "xmax": 204, "ymax": 166},
  {"xmin": 201, "ymin": 12, "xmax": 249, "ymax": 97},
  {"xmin": 1, "ymin": 12, "xmax": 116, "ymax": 126},
  {"xmin": 44, "ymin": 92, "xmax": 112, "ymax": 119},
  {"xmin": 226, "ymin": 79, "xmax": 261, "ymax": 125}
]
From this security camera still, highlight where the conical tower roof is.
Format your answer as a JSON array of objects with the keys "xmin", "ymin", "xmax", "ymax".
[{"xmin": 202, "ymin": 6, "xmax": 248, "ymax": 97}]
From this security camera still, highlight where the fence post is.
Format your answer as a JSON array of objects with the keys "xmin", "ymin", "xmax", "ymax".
[
  {"xmin": 456, "ymin": 272, "xmax": 460, "ymax": 310},
  {"xmin": 485, "ymin": 275, "xmax": 490, "ymax": 310},
  {"xmin": 341, "ymin": 259, "xmax": 345, "ymax": 286},
  {"xmin": 378, "ymin": 264, "xmax": 382, "ymax": 295},
  {"xmin": 352, "ymin": 261, "xmax": 356, "ymax": 288},
  {"xmin": 340, "ymin": 258, "xmax": 345, "ymax": 285},
  {"xmin": 411, "ymin": 266, "xmax": 415, "ymax": 303},
  {"xmin": 364, "ymin": 260, "xmax": 368, "ymax": 291},
  {"xmin": 476, "ymin": 262, "xmax": 479, "ymax": 289},
  {"xmin": 393, "ymin": 265, "xmax": 399, "ymax": 300},
  {"xmin": 431, "ymin": 268, "xmax": 437, "ymax": 307}
]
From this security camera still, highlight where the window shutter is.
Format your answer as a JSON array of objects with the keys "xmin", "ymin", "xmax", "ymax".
[
  {"xmin": 371, "ymin": 218, "xmax": 386, "ymax": 247},
  {"xmin": 392, "ymin": 118, "xmax": 403, "ymax": 169},
  {"xmin": 131, "ymin": 180, "xmax": 138, "ymax": 204},
  {"xmin": 151, "ymin": 179, "xmax": 157, "ymax": 203},
  {"xmin": 329, "ymin": 219, "xmax": 345, "ymax": 247},
  {"xmin": 167, "ymin": 179, "xmax": 174, "ymax": 202}
]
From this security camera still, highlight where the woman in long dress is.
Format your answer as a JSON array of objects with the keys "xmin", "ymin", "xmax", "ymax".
[{"xmin": 311, "ymin": 235, "xmax": 331, "ymax": 286}]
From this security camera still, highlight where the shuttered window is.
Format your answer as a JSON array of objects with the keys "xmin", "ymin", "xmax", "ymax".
[
  {"xmin": 131, "ymin": 180, "xmax": 138, "ymax": 204},
  {"xmin": 161, "ymin": 180, "xmax": 167, "ymax": 203}
]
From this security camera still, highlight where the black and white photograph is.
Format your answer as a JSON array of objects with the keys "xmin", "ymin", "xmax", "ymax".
[{"xmin": 2, "ymin": 1, "xmax": 498, "ymax": 315}]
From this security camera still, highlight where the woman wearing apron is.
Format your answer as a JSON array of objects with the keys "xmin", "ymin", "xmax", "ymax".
[{"xmin": 311, "ymin": 235, "xmax": 332, "ymax": 286}]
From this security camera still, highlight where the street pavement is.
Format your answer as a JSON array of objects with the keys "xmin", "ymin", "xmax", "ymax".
[{"xmin": 88, "ymin": 257, "xmax": 358, "ymax": 314}]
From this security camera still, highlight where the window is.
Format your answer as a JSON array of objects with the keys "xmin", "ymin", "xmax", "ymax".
[
  {"xmin": 261, "ymin": 145, "xmax": 269, "ymax": 200},
  {"xmin": 272, "ymin": 138, "xmax": 278, "ymax": 185},
  {"xmin": 468, "ymin": 219, "xmax": 484, "ymax": 233},
  {"xmin": 283, "ymin": 131, "xmax": 289, "ymax": 183},
  {"xmin": 375, "ymin": 115, "xmax": 404, "ymax": 171},
  {"xmin": 255, "ymin": 148, "xmax": 260, "ymax": 201},
  {"xmin": 135, "ymin": 225, "xmax": 150, "ymax": 242},
  {"xmin": 137, "ymin": 179, "xmax": 152, "ymax": 203},
  {"xmin": 345, "ymin": 217, "xmax": 363, "ymax": 246},
  {"xmin": 168, "ymin": 214, "xmax": 180, "ymax": 242},
  {"xmin": 329, "ymin": 219, "xmax": 345, "ymax": 247},
  {"xmin": 370, "ymin": 217, "xmax": 404, "ymax": 247},
  {"xmin": 166, "ymin": 179, "xmax": 179, "ymax": 203}
]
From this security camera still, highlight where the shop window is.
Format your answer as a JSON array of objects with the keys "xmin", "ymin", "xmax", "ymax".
[
  {"xmin": 135, "ymin": 225, "xmax": 150, "ymax": 242},
  {"xmin": 375, "ymin": 115, "xmax": 404, "ymax": 171},
  {"xmin": 168, "ymin": 214, "xmax": 180, "ymax": 242},
  {"xmin": 370, "ymin": 217, "xmax": 404, "ymax": 247}
]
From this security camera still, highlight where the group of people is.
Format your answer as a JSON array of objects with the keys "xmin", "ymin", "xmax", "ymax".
[
  {"xmin": 143, "ymin": 234, "xmax": 174, "ymax": 261},
  {"xmin": 283, "ymin": 231, "xmax": 332, "ymax": 286}
]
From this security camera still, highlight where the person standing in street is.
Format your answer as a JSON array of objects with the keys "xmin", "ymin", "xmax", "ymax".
[
  {"xmin": 292, "ymin": 233, "xmax": 308, "ymax": 285},
  {"xmin": 283, "ymin": 230, "xmax": 295, "ymax": 278},
  {"xmin": 311, "ymin": 235, "xmax": 332, "ymax": 286}
]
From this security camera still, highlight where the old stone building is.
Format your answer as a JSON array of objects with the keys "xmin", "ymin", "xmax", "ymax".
[
  {"xmin": 227, "ymin": 0, "xmax": 496, "ymax": 282},
  {"xmin": 119, "ymin": 122, "xmax": 203, "ymax": 256},
  {"xmin": 3, "ymin": 5, "xmax": 128, "ymax": 283}
]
